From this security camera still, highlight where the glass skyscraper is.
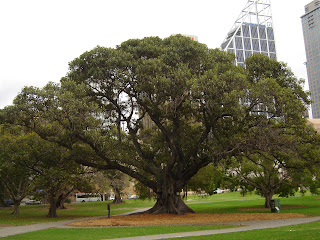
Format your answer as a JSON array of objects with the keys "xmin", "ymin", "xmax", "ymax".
[
  {"xmin": 221, "ymin": 0, "xmax": 277, "ymax": 67},
  {"xmin": 302, "ymin": 0, "xmax": 320, "ymax": 118}
]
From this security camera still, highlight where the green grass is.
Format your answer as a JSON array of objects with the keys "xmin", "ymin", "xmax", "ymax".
[
  {"xmin": 1, "ymin": 192, "xmax": 320, "ymax": 239},
  {"xmin": 3, "ymin": 224, "xmax": 236, "ymax": 240},
  {"xmin": 189, "ymin": 192, "xmax": 320, "ymax": 216},
  {"xmin": 0, "ymin": 199, "xmax": 155, "ymax": 226},
  {"xmin": 166, "ymin": 221, "xmax": 320, "ymax": 240},
  {"xmin": 1, "ymin": 192, "xmax": 320, "ymax": 226}
]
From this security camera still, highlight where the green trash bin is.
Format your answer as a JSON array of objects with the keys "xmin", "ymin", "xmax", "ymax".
[{"xmin": 270, "ymin": 199, "xmax": 281, "ymax": 213}]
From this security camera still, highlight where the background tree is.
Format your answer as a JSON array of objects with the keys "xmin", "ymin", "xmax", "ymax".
[
  {"xmin": 134, "ymin": 180, "xmax": 154, "ymax": 200},
  {"xmin": 0, "ymin": 126, "xmax": 36, "ymax": 214},
  {"xmin": 0, "ymin": 182, "xmax": 6, "ymax": 207},
  {"xmin": 106, "ymin": 170, "xmax": 128, "ymax": 203},
  {"xmin": 88, "ymin": 170, "xmax": 111, "ymax": 201},
  {"xmin": 0, "ymin": 124, "xmax": 92, "ymax": 217},
  {"xmin": 187, "ymin": 164, "xmax": 224, "ymax": 196},
  {"xmin": 1, "ymin": 36, "xmax": 311, "ymax": 214},
  {"xmin": 226, "ymin": 121, "xmax": 320, "ymax": 208},
  {"xmin": 27, "ymin": 138, "xmax": 91, "ymax": 218}
]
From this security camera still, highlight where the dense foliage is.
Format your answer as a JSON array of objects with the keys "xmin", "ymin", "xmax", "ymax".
[{"xmin": 1, "ymin": 35, "xmax": 316, "ymax": 214}]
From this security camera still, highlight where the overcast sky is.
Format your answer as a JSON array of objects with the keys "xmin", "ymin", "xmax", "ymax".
[{"xmin": 0, "ymin": 0, "xmax": 313, "ymax": 109}]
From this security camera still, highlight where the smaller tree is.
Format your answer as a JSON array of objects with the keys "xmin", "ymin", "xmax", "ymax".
[
  {"xmin": 187, "ymin": 164, "xmax": 224, "ymax": 196},
  {"xmin": 134, "ymin": 180, "xmax": 155, "ymax": 200},
  {"xmin": 106, "ymin": 170, "xmax": 129, "ymax": 204},
  {"xmin": 0, "ymin": 126, "xmax": 36, "ymax": 214},
  {"xmin": 227, "ymin": 153, "xmax": 307, "ymax": 208},
  {"xmin": 31, "ymin": 146, "xmax": 90, "ymax": 218}
]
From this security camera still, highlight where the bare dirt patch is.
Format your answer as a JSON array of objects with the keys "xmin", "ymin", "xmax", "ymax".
[{"xmin": 69, "ymin": 213, "xmax": 307, "ymax": 227}]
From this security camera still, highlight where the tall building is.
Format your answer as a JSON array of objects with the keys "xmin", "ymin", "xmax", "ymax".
[
  {"xmin": 301, "ymin": 0, "xmax": 320, "ymax": 118},
  {"xmin": 221, "ymin": 0, "xmax": 277, "ymax": 67}
]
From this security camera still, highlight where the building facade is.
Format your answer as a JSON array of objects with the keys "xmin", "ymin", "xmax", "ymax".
[
  {"xmin": 221, "ymin": 0, "xmax": 277, "ymax": 67},
  {"xmin": 302, "ymin": 0, "xmax": 320, "ymax": 118}
]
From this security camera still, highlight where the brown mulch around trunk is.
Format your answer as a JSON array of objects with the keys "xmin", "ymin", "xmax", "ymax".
[
  {"xmin": 69, "ymin": 212, "xmax": 307, "ymax": 227},
  {"xmin": 0, "ymin": 224, "xmax": 13, "ymax": 227}
]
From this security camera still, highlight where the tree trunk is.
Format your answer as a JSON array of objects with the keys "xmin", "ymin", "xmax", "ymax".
[
  {"xmin": 264, "ymin": 192, "xmax": 274, "ymax": 208},
  {"xmin": 145, "ymin": 176, "xmax": 194, "ymax": 215},
  {"xmin": 11, "ymin": 201, "xmax": 20, "ymax": 215},
  {"xmin": 113, "ymin": 188, "xmax": 123, "ymax": 204},
  {"xmin": 56, "ymin": 194, "xmax": 67, "ymax": 210},
  {"xmin": 56, "ymin": 188, "xmax": 74, "ymax": 209},
  {"xmin": 47, "ymin": 198, "xmax": 58, "ymax": 218}
]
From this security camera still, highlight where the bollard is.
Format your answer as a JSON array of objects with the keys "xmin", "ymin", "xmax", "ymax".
[{"xmin": 107, "ymin": 204, "xmax": 111, "ymax": 218}]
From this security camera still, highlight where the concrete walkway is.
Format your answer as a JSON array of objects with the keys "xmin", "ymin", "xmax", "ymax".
[{"xmin": 1, "ymin": 214, "xmax": 320, "ymax": 239}]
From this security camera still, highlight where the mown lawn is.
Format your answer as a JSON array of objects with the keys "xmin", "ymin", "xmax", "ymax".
[
  {"xmin": 0, "ymin": 199, "xmax": 155, "ymax": 226},
  {"xmin": 1, "ymin": 192, "xmax": 320, "ymax": 240},
  {"xmin": 167, "ymin": 221, "xmax": 320, "ymax": 240},
  {"xmin": 3, "ymin": 224, "xmax": 236, "ymax": 240},
  {"xmin": 191, "ymin": 193, "xmax": 320, "ymax": 216}
]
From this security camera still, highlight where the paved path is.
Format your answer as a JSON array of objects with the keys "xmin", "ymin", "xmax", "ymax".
[{"xmin": 1, "ymin": 214, "xmax": 320, "ymax": 239}]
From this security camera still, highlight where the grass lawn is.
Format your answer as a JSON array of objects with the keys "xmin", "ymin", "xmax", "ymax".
[
  {"xmin": 0, "ymin": 199, "xmax": 155, "ymax": 226},
  {"xmin": 1, "ymin": 192, "xmax": 320, "ymax": 239},
  {"xmin": 191, "ymin": 193, "xmax": 320, "ymax": 216},
  {"xmin": 166, "ymin": 221, "xmax": 320, "ymax": 240},
  {"xmin": 3, "ymin": 224, "xmax": 237, "ymax": 240}
]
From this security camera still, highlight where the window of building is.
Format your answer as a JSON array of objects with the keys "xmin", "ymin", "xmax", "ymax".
[
  {"xmin": 251, "ymin": 26, "xmax": 258, "ymax": 38},
  {"xmin": 244, "ymin": 38, "xmax": 251, "ymax": 50},
  {"xmin": 245, "ymin": 51, "xmax": 252, "ymax": 59},
  {"xmin": 235, "ymin": 37, "xmax": 243, "ymax": 50},
  {"xmin": 242, "ymin": 25, "xmax": 250, "ymax": 37},
  {"xmin": 252, "ymin": 39, "xmax": 260, "ymax": 51},
  {"xmin": 268, "ymin": 41, "xmax": 276, "ymax": 53},
  {"xmin": 267, "ymin": 28, "xmax": 274, "ymax": 40},
  {"xmin": 236, "ymin": 50, "xmax": 244, "ymax": 63},
  {"xmin": 259, "ymin": 27, "xmax": 267, "ymax": 39},
  {"xmin": 260, "ymin": 40, "xmax": 268, "ymax": 52},
  {"xmin": 270, "ymin": 53, "xmax": 277, "ymax": 60}
]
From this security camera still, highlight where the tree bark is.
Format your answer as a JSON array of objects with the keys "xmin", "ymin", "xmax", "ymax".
[
  {"xmin": 47, "ymin": 198, "xmax": 58, "ymax": 218},
  {"xmin": 144, "ymin": 176, "xmax": 194, "ymax": 215},
  {"xmin": 113, "ymin": 188, "xmax": 123, "ymax": 204},
  {"xmin": 146, "ymin": 193, "xmax": 194, "ymax": 215},
  {"xmin": 56, "ymin": 194, "xmax": 67, "ymax": 210},
  {"xmin": 11, "ymin": 201, "xmax": 20, "ymax": 215},
  {"xmin": 264, "ymin": 192, "xmax": 274, "ymax": 208}
]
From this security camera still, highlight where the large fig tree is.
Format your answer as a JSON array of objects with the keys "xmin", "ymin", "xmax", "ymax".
[{"xmin": 1, "ymin": 35, "xmax": 310, "ymax": 214}]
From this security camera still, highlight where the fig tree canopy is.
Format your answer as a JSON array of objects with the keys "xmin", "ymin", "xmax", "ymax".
[{"xmin": 2, "ymin": 35, "xmax": 310, "ymax": 214}]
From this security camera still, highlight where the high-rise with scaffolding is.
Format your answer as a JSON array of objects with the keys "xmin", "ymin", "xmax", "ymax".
[{"xmin": 221, "ymin": 0, "xmax": 277, "ymax": 67}]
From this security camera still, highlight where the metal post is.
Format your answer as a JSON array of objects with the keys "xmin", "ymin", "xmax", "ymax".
[{"xmin": 107, "ymin": 204, "xmax": 111, "ymax": 218}]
